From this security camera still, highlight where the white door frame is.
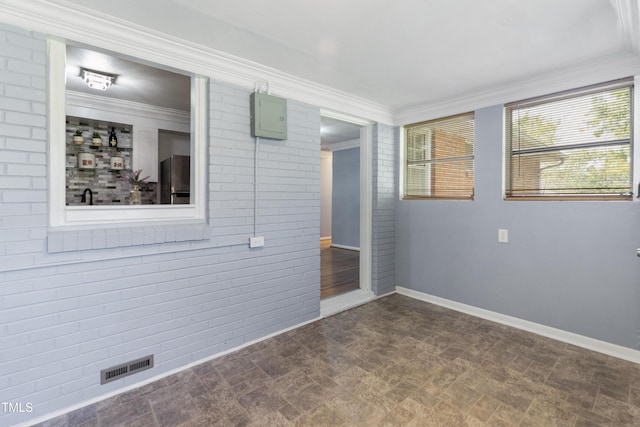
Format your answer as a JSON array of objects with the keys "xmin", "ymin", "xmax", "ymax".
[{"xmin": 320, "ymin": 109, "xmax": 373, "ymax": 296}]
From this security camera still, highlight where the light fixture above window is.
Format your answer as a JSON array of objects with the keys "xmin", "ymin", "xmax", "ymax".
[{"xmin": 80, "ymin": 68, "xmax": 117, "ymax": 91}]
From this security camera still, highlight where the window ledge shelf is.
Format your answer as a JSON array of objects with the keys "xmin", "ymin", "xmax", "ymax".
[{"xmin": 47, "ymin": 222, "xmax": 210, "ymax": 253}]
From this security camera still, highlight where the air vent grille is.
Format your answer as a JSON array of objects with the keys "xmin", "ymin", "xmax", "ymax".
[{"xmin": 100, "ymin": 355, "xmax": 154, "ymax": 385}]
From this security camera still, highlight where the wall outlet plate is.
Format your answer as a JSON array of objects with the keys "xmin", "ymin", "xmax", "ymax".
[
  {"xmin": 249, "ymin": 236, "xmax": 265, "ymax": 248},
  {"xmin": 498, "ymin": 229, "xmax": 509, "ymax": 243}
]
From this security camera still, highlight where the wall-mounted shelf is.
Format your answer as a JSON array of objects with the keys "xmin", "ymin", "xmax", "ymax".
[{"xmin": 73, "ymin": 145, "xmax": 132, "ymax": 151}]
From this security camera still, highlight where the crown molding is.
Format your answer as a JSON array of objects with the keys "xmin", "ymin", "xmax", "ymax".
[
  {"xmin": 611, "ymin": 0, "xmax": 640, "ymax": 56},
  {"xmin": 0, "ymin": 0, "xmax": 394, "ymax": 125},
  {"xmin": 1, "ymin": 1, "xmax": 638, "ymax": 128},
  {"xmin": 394, "ymin": 51, "xmax": 640, "ymax": 126},
  {"xmin": 326, "ymin": 138, "xmax": 360, "ymax": 152},
  {"xmin": 67, "ymin": 91, "xmax": 190, "ymax": 123}
]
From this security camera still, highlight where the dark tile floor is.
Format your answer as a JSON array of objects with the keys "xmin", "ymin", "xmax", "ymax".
[{"xmin": 33, "ymin": 294, "xmax": 640, "ymax": 426}]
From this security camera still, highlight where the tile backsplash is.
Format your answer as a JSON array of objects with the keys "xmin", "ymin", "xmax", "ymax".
[{"xmin": 66, "ymin": 124, "xmax": 157, "ymax": 205}]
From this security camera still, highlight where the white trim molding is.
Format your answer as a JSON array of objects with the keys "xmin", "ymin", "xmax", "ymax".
[
  {"xmin": 320, "ymin": 289, "xmax": 376, "ymax": 318},
  {"xmin": 395, "ymin": 52, "xmax": 640, "ymax": 126},
  {"xmin": 396, "ymin": 286, "xmax": 640, "ymax": 364},
  {"xmin": 634, "ymin": 75, "xmax": 640, "ymax": 203},
  {"xmin": 359, "ymin": 124, "xmax": 373, "ymax": 294},
  {"xmin": 48, "ymin": 36, "xmax": 208, "ymax": 228},
  {"xmin": 330, "ymin": 243, "xmax": 360, "ymax": 252},
  {"xmin": 3, "ymin": 1, "xmax": 637, "ymax": 127},
  {"xmin": 67, "ymin": 91, "xmax": 190, "ymax": 125},
  {"xmin": 611, "ymin": 0, "xmax": 640, "ymax": 56},
  {"xmin": 0, "ymin": 0, "xmax": 394, "ymax": 125},
  {"xmin": 320, "ymin": 109, "xmax": 373, "ymax": 296},
  {"xmin": 327, "ymin": 138, "xmax": 360, "ymax": 152}
]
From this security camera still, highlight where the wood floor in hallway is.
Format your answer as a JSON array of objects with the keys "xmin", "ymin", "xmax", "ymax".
[{"xmin": 320, "ymin": 239, "xmax": 359, "ymax": 299}]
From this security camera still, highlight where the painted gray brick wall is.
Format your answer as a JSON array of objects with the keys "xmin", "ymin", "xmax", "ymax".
[
  {"xmin": 371, "ymin": 124, "xmax": 397, "ymax": 296},
  {"xmin": 0, "ymin": 22, "xmax": 321, "ymax": 425},
  {"xmin": 0, "ymin": 25, "xmax": 48, "ymax": 269}
]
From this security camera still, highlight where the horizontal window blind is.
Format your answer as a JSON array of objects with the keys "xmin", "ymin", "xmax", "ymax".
[
  {"xmin": 505, "ymin": 79, "xmax": 633, "ymax": 199},
  {"xmin": 404, "ymin": 112, "xmax": 474, "ymax": 199}
]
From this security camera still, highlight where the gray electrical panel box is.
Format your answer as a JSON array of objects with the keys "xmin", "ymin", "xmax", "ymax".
[{"xmin": 250, "ymin": 92, "xmax": 287, "ymax": 140}]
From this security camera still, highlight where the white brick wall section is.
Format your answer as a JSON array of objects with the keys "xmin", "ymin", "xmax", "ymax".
[{"xmin": 0, "ymin": 22, "xmax": 321, "ymax": 424}]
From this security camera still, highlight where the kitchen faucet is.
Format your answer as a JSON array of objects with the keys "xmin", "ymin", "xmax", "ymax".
[{"xmin": 81, "ymin": 188, "xmax": 93, "ymax": 205}]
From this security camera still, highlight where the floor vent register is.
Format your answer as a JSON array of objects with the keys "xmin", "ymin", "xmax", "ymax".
[{"xmin": 100, "ymin": 355, "xmax": 154, "ymax": 385}]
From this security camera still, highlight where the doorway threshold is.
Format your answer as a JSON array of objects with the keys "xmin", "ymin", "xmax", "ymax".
[{"xmin": 320, "ymin": 288, "xmax": 376, "ymax": 318}]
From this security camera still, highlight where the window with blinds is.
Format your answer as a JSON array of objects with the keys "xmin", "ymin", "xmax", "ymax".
[
  {"xmin": 403, "ymin": 112, "xmax": 475, "ymax": 199},
  {"xmin": 505, "ymin": 79, "xmax": 633, "ymax": 200}
]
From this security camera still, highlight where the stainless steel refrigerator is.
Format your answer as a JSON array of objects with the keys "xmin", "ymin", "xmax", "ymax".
[{"xmin": 160, "ymin": 155, "xmax": 190, "ymax": 204}]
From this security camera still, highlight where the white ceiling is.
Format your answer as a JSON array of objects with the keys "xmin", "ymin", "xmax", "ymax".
[{"xmin": 61, "ymin": 0, "xmax": 637, "ymax": 113}]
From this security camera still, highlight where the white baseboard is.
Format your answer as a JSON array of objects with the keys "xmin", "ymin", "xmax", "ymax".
[
  {"xmin": 396, "ymin": 286, "xmax": 640, "ymax": 364},
  {"xmin": 320, "ymin": 236, "xmax": 331, "ymax": 241},
  {"xmin": 330, "ymin": 243, "xmax": 360, "ymax": 251}
]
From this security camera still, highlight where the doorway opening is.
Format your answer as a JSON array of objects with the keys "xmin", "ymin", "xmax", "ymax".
[{"xmin": 320, "ymin": 114, "xmax": 369, "ymax": 301}]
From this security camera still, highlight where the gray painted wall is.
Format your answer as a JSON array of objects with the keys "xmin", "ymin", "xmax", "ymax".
[
  {"xmin": 396, "ymin": 105, "xmax": 640, "ymax": 349},
  {"xmin": 331, "ymin": 147, "xmax": 360, "ymax": 248},
  {"xmin": 320, "ymin": 151, "xmax": 332, "ymax": 239}
]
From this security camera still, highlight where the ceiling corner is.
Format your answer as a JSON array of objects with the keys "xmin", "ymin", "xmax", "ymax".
[{"xmin": 610, "ymin": 0, "xmax": 640, "ymax": 56}]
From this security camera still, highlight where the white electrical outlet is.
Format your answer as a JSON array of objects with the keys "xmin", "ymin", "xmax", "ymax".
[
  {"xmin": 498, "ymin": 229, "xmax": 509, "ymax": 243},
  {"xmin": 249, "ymin": 236, "xmax": 264, "ymax": 248}
]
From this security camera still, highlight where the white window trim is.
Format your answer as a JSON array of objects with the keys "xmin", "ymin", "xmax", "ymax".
[
  {"xmin": 424, "ymin": 129, "xmax": 433, "ymax": 197},
  {"xmin": 47, "ymin": 38, "xmax": 207, "ymax": 228},
  {"xmin": 401, "ymin": 129, "xmax": 434, "ymax": 198},
  {"xmin": 634, "ymin": 75, "xmax": 640, "ymax": 201}
]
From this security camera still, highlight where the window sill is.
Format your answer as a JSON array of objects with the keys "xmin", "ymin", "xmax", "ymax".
[
  {"xmin": 504, "ymin": 195, "xmax": 633, "ymax": 201},
  {"xmin": 60, "ymin": 204, "xmax": 202, "ymax": 227},
  {"xmin": 401, "ymin": 196, "xmax": 474, "ymax": 201},
  {"xmin": 47, "ymin": 221, "xmax": 210, "ymax": 253}
]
